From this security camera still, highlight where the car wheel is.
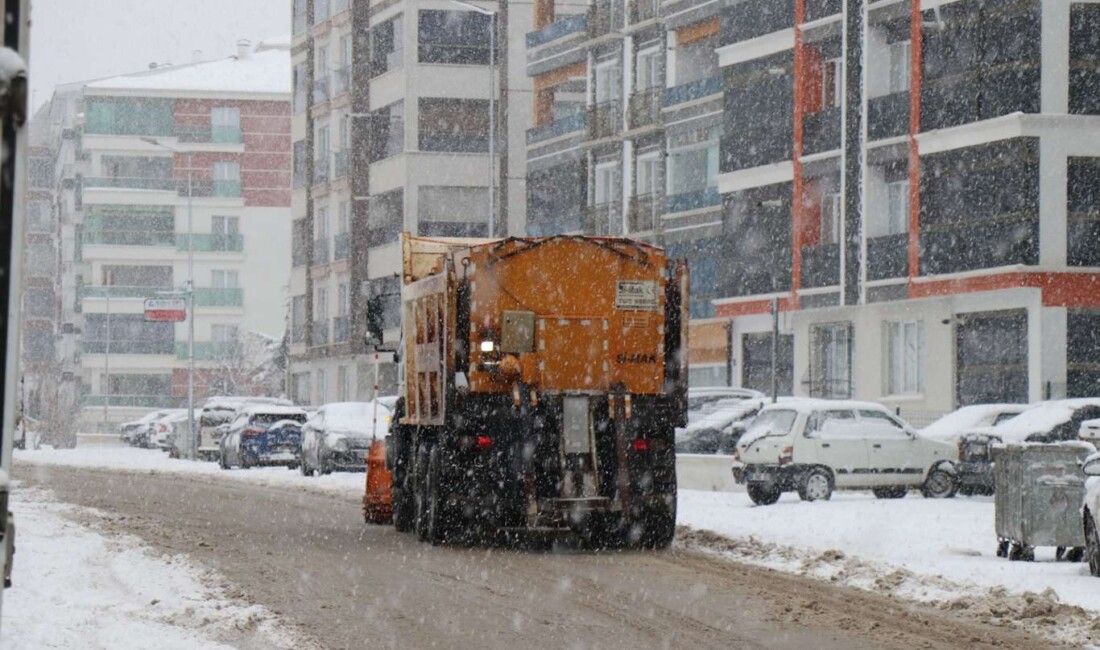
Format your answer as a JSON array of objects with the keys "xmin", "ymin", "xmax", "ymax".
[
  {"xmin": 920, "ymin": 467, "xmax": 957, "ymax": 499},
  {"xmin": 996, "ymin": 540, "xmax": 1010, "ymax": 558},
  {"xmin": 958, "ymin": 485, "xmax": 974, "ymax": 497},
  {"xmin": 218, "ymin": 451, "xmax": 229, "ymax": 470},
  {"xmin": 798, "ymin": 468, "xmax": 833, "ymax": 502},
  {"xmin": 747, "ymin": 483, "xmax": 781, "ymax": 506},
  {"xmin": 1065, "ymin": 546, "xmax": 1085, "ymax": 563},
  {"xmin": 422, "ymin": 445, "xmax": 446, "ymax": 545},
  {"xmin": 1086, "ymin": 513, "xmax": 1100, "ymax": 577},
  {"xmin": 872, "ymin": 486, "xmax": 907, "ymax": 499},
  {"xmin": 1008, "ymin": 542, "xmax": 1034, "ymax": 562}
]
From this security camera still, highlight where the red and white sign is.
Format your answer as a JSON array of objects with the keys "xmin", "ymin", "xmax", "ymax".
[{"xmin": 144, "ymin": 298, "xmax": 187, "ymax": 322}]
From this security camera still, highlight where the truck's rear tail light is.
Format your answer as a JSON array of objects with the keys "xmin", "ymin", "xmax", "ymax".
[
  {"xmin": 632, "ymin": 438, "xmax": 649, "ymax": 452},
  {"xmin": 476, "ymin": 435, "xmax": 492, "ymax": 449},
  {"xmin": 778, "ymin": 446, "xmax": 794, "ymax": 465}
]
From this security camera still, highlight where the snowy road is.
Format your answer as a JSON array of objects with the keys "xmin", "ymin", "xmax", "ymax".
[{"xmin": 13, "ymin": 459, "xmax": 1065, "ymax": 650}]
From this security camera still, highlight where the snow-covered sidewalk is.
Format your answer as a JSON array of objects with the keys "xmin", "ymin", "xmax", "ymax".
[{"xmin": 1, "ymin": 484, "xmax": 315, "ymax": 650}]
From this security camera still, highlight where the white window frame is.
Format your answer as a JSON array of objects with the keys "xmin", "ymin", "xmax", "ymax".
[
  {"xmin": 595, "ymin": 60, "xmax": 622, "ymax": 105},
  {"xmin": 212, "ymin": 161, "xmax": 240, "ymax": 182},
  {"xmin": 886, "ymin": 180, "xmax": 909, "ymax": 236},
  {"xmin": 635, "ymin": 46, "xmax": 661, "ymax": 92},
  {"xmin": 823, "ymin": 58, "xmax": 842, "ymax": 109},
  {"xmin": 315, "ymin": 287, "xmax": 329, "ymax": 320},
  {"xmin": 316, "ymin": 206, "xmax": 330, "ymax": 240},
  {"xmin": 211, "ymin": 215, "xmax": 240, "ymax": 236},
  {"xmin": 888, "ymin": 40, "xmax": 911, "ymax": 94},
  {"xmin": 211, "ymin": 270, "xmax": 239, "ymax": 289},
  {"xmin": 821, "ymin": 192, "xmax": 842, "ymax": 245},
  {"xmin": 885, "ymin": 320, "xmax": 925, "ymax": 396},
  {"xmin": 665, "ymin": 140, "xmax": 718, "ymax": 197},
  {"xmin": 338, "ymin": 201, "xmax": 350, "ymax": 234},
  {"xmin": 211, "ymin": 106, "xmax": 240, "ymax": 129},
  {"xmin": 337, "ymin": 282, "xmax": 349, "ymax": 316},
  {"xmin": 636, "ymin": 152, "xmax": 661, "ymax": 197},
  {"xmin": 594, "ymin": 161, "xmax": 619, "ymax": 206}
]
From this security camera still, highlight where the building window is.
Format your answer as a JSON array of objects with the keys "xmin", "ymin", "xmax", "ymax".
[
  {"xmin": 371, "ymin": 15, "xmax": 404, "ymax": 77},
  {"xmin": 316, "ymin": 369, "xmax": 328, "ymax": 404},
  {"xmin": 667, "ymin": 142, "xmax": 718, "ymax": 199},
  {"xmin": 418, "ymin": 186, "xmax": 488, "ymax": 237},
  {"xmin": 674, "ymin": 31, "xmax": 718, "ymax": 86},
  {"xmin": 636, "ymin": 154, "xmax": 660, "ymax": 196},
  {"xmin": 418, "ymin": 10, "xmax": 493, "ymax": 65},
  {"xmin": 595, "ymin": 60, "xmax": 622, "ymax": 105},
  {"xmin": 337, "ymin": 283, "xmax": 349, "ymax": 316},
  {"xmin": 594, "ymin": 162, "xmax": 619, "ymax": 206},
  {"xmin": 368, "ymin": 102, "xmax": 404, "ymax": 162},
  {"xmin": 337, "ymin": 366, "xmax": 349, "ymax": 401},
  {"xmin": 822, "ymin": 58, "xmax": 842, "ymax": 108},
  {"xmin": 293, "ymin": 140, "xmax": 307, "ymax": 188},
  {"xmin": 368, "ymin": 189, "xmax": 404, "ymax": 246},
  {"xmin": 291, "ymin": 295, "xmax": 306, "ymax": 343},
  {"xmin": 293, "ymin": 63, "xmax": 308, "ymax": 112},
  {"xmin": 821, "ymin": 192, "xmax": 842, "ymax": 245},
  {"xmin": 636, "ymin": 47, "xmax": 661, "ymax": 91},
  {"xmin": 316, "ymin": 206, "xmax": 330, "ymax": 241},
  {"xmin": 809, "ymin": 322, "xmax": 852, "ymax": 398},
  {"xmin": 315, "ymin": 287, "xmax": 329, "ymax": 321},
  {"xmin": 211, "ymin": 324, "xmax": 239, "ymax": 343},
  {"xmin": 888, "ymin": 41, "xmax": 911, "ymax": 94},
  {"xmin": 886, "ymin": 181, "xmax": 908, "ymax": 235},
  {"xmin": 212, "ymin": 162, "xmax": 241, "ymax": 197},
  {"xmin": 293, "ymin": 372, "xmax": 312, "ymax": 405},
  {"xmin": 885, "ymin": 320, "xmax": 924, "ymax": 396},
  {"xmin": 316, "ymin": 45, "xmax": 329, "ymax": 78},
  {"xmin": 418, "ymin": 98, "xmax": 488, "ymax": 152},
  {"xmin": 211, "ymin": 270, "xmax": 239, "ymax": 289},
  {"xmin": 338, "ymin": 202, "xmax": 350, "ymax": 234},
  {"xmin": 211, "ymin": 107, "xmax": 241, "ymax": 143}
]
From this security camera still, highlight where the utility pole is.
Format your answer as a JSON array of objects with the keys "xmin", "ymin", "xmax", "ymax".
[
  {"xmin": 103, "ymin": 275, "xmax": 111, "ymax": 430},
  {"xmin": 770, "ymin": 297, "xmax": 779, "ymax": 404}
]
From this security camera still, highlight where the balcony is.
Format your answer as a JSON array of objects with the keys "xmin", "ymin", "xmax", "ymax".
[
  {"xmin": 82, "ymin": 340, "xmax": 175, "ymax": 355},
  {"xmin": 868, "ymin": 92, "xmax": 910, "ymax": 141},
  {"xmin": 311, "ymin": 320, "xmax": 330, "ymax": 347},
  {"xmin": 312, "ymin": 0, "xmax": 330, "ymax": 24},
  {"xmin": 81, "ymin": 394, "xmax": 185, "ymax": 408},
  {"xmin": 192, "ymin": 288, "xmax": 244, "ymax": 307},
  {"xmin": 81, "ymin": 285, "xmax": 173, "ymax": 300},
  {"xmin": 313, "ymin": 159, "xmax": 330, "ymax": 185},
  {"xmin": 527, "ymin": 113, "xmax": 587, "ymax": 145},
  {"xmin": 332, "ymin": 67, "xmax": 349, "ymax": 97},
  {"xmin": 83, "ymin": 230, "xmax": 176, "ymax": 247},
  {"xmin": 588, "ymin": 0, "xmax": 624, "ymax": 39},
  {"xmin": 333, "ymin": 316, "xmax": 349, "ymax": 343},
  {"xmin": 867, "ymin": 233, "xmax": 909, "ymax": 281},
  {"xmin": 805, "ymin": 0, "xmax": 841, "ymax": 21},
  {"xmin": 803, "ymin": 106, "xmax": 841, "ymax": 156},
  {"xmin": 801, "ymin": 243, "xmax": 840, "ymax": 288},
  {"xmin": 663, "ymin": 76, "xmax": 721, "ymax": 108},
  {"xmin": 177, "ymin": 233, "xmax": 244, "ymax": 253},
  {"xmin": 588, "ymin": 100, "xmax": 622, "ymax": 140},
  {"xmin": 629, "ymin": 0, "xmax": 659, "ymax": 24},
  {"xmin": 211, "ymin": 180, "xmax": 242, "ymax": 198},
  {"xmin": 665, "ymin": 187, "xmax": 720, "ymax": 214},
  {"xmin": 83, "ymin": 176, "xmax": 176, "ymax": 192},
  {"xmin": 628, "ymin": 194, "xmax": 661, "ymax": 233},
  {"xmin": 333, "ymin": 233, "xmax": 350, "ymax": 261},
  {"xmin": 629, "ymin": 88, "xmax": 662, "ymax": 130},
  {"xmin": 312, "ymin": 238, "xmax": 330, "ymax": 265},
  {"xmin": 175, "ymin": 341, "xmax": 236, "ymax": 361},
  {"xmin": 176, "ymin": 124, "xmax": 242, "ymax": 144},
  {"xmin": 334, "ymin": 150, "xmax": 348, "ymax": 178},
  {"xmin": 526, "ymin": 14, "xmax": 587, "ymax": 48},
  {"xmin": 312, "ymin": 76, "xmax": 330, "ymax": 106},
  {"xmin": 418, "ymin": 132, "xmax": 489, "ymax": 153},
  {"xmin": 584, "ymin": 203, "xmax": 620, "ymax": 236}
]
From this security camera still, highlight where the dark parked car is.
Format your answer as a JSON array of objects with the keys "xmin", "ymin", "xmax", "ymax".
[
  {"xmin": 675, "ymin": 398, "xmax": 767, "ymax": 455},
  {"xmin": 957, "ymin": 399, "xmax": 1100, "ymax": 495},
  {"xmin": 220, "ymin": 406, "xmax": 308, "ymax": 469},
  {"xmin": 300, "ymin": 401, "xmax": 391, "ymax": 475}
]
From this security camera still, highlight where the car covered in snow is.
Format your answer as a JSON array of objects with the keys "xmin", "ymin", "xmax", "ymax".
[
  {"xmin": 731, "ymin": 399, "xmax": 957, "ymax": 505},
  {"xmin": 219, "ymin": 406, "xmax": 308, "ymax": 469},
  {"xmin": 198, "ymin": 396, "xmax": 295, "ymax": 461},
  {"xmin": 299, "ymin": 401, "xmax": 391, "ymax": 475},
  {"xmin": 119, "ymin": 410, "xmax": 176, "ymax": 447},
  {"xmin": 687, "ymin": 387, "xmax": 765, "ymax": 413},
  {"xmin": 956, "ymin": 399, "xmax": 1100, "ymax": 496},
  {"xmin": 1083, "ymin": 453, "xmax": 1100, "ymax": 577},
  {"xmin": 1080, "ymin": 418, "xmax": 1100, "ymax": 445},
  {"xmin": 676, "ymin": 397, "xmax": 774, "ymax": 454},
  {"xmin": 921, "ymin": 404, "xmax": 1027, "ymax": 444}
]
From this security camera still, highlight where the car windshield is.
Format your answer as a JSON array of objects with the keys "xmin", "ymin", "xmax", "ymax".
[{"xmin": 742, "ymin": 409, "xmax": 798, "ymax": 441}]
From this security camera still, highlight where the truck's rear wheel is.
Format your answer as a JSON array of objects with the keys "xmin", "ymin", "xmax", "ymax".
[
  {"xmin": 393, "ymin": 464, "xmax": 416, "ymax": 533},
  {"xmin": 747, "ymin": 483, "xmax": 781, "ymax": 506},
  {"xmin": 638, "ymin": 501, "xmax": 676, "ymax": 550},
  {"xmin": 421, "ymin": 446, "xmax": 447, "ymax": 545}
]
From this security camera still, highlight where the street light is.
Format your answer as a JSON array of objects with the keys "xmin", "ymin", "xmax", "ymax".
[
  {"xmin": 449, "ymin": 0, "xmax": 497, "ymax": 237},
  {"xmin": 141, "ymin": 136, "xmax": 196, "ymax": 460}
]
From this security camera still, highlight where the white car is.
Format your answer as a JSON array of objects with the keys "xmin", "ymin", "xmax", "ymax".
[
  {"xmin": 732, "ymin": 399, "xmax": 957, "ymax": 505},
  {"xmin": 1082, "ymin": 453, "xmax": 1100, "ymax": 577}
]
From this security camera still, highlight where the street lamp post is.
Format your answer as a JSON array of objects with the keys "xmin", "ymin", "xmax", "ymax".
[
  {"xmin": 141, "ymin": 137, "xmax": 196, "ymax": 460},
  {"xmin": 450, "ymin": 0, "xmax": 497, "ymax": 237}
]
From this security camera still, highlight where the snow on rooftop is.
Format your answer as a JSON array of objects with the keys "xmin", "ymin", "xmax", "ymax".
[{"xmin": 85, "ymin": 46, "xmax": 289, "ymax": 97}]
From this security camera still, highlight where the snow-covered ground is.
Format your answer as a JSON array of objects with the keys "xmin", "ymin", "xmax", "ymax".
[
  {"xmin": 2, "ymin": 484, "xmax": 316, "ymax": 650},
  {"xmin": 15, "ymin": 445, "xmax": 1100, "ymax": 645}
]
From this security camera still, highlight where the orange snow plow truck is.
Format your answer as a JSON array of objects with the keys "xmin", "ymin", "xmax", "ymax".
[{"xmin": 367, "ymin": 233, "xmax": 688, "ymax": 548}]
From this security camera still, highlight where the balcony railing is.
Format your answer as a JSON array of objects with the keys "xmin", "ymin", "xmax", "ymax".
[
  {"xmin": 311, "ymin": 320, "xmax": 330, "ymax": 346},
  {"xmin": 418, "ymin": 132, "xmax": 489, "ymax": 153},
  {"xmin": 664, "ymin": 76, "xmax": 722, "ymax": 107},
  {"xmin": 82, "ymin": 341, "xmax": 175, "ymax": 355},
  {"xmin": 175, "ymin": 341, "xmax": 236, "ymax": 361},
  {"xmin": 333, "ymin": 316, "xmax": 349, "ymax": 343},
  {"xmin": 629, "ymin": 88, "xmax": 662, "ymax": 129},
  {"xmin": 867, "ymin": 233, "xmax": 909, "ymax": 281},
  {"xmin": 81, "ymin": 394, "xmax": 185, "ymax": 408},
  {"xmin": 628, "ymin": 194, "xmax": 662, "ymax": 233},
  {"xmin": 584, "ymin": 202, "xmax": 621, "ymax": 236},
  {"xmin": 332, "ymin": 67, "xmax": 349, "ymax": 97},
  {"xmin": 83, "ymin": 230, "xmax": 176, "ymax": 247},
  {"xmin": 588, "ymin": 0, "xmax": 624, "ymax": 39},
  {"xmin": 801, "ymin": 243, "xmax": 840, "ymax": 288},
  {"xmin": 193, "ymin": 287, "xmax": 244, "ymax": 307},
  {"xmin": 526, "ymin": 113, "xmax": 587, "ymax": 145},
  {"xmin": 868, "ymin": 92, "xmax": 910, "ymax": 141},
  {"xmin": 312, "ymin": 238, "xmax": 330, "ymax": 265},
  {"xmin": 629, "ymin": 0, "xmax": 659, "ymax": 24},
  {"xmin": 83, "ymin": 176, "xmax": 176, "ymax": 191},
  {"xmin": 313, "ymin": 158, "xmax": 330, "ymax": 185},
  {"xmin": 212, "ymin": 180, "xmax": 242, "ymax": 198},
  {"xmin": 175, "ymin": 124, "xmax": 243, "ymax": 144},
  {"xmin": 333, "ymin": 150, "xmax": 348, "ymax": 178},
  {"xmin": 333, "ymin": 233, "xmax": 350, "ymax": 260},
  {"xmin": 588, "ymin": 100, "xmax": 622, "ymax": 140},
  {"xmin": 526, "ymin": 13, "xmax": 587, "ymax": 48},
  {"xmin": 803, "ymin": 106, "xmax": 842, "ymax": 155},
  {"xmin": 312, "ymin": 76, "xmax": 330, "ymax": 105},
  {"xmin": 665, "ymin": 187, "xmax": 720, "ymax": 214},
  {"xmin": 177, "ymin": 233, "xmax": 244, "ymax": 253},
  {"xmin": 81, "ymin": 285, "xmax": 173, "ymax": 299}
]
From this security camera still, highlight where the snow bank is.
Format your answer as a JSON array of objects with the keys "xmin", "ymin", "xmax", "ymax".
[{"xmin": 2, "ymin": 486, "xmax": 316, "ymax": 650}]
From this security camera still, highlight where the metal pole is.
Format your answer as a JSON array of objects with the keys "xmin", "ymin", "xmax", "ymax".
[
  {"xmin": 104, "ymin": 282, "xmax": 110, "ymax": 430},
  {"xmin": 770, "ymin": 296, "xmax": 779, "ymax": 404},
  {"xmin": 187, "ymin": 163, "xmax": 196, "ymax": 461},
  {"xmin": 487, "ymin": 11, "xmax": 496, "ymax": 237},
  {"xmin": 371, "ymin": 350, "xmax": 380, "ymax": 440}
]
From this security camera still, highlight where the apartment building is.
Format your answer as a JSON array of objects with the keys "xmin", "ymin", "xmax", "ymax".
[
  {"xmin": 526, "ymin": 0, "xmax": 1100, "ymax": 414},
  {"xmin": 41, "ymin": 39, "xmax": 293, "ymax": 429},
  {"xmin": 288, "ymin": 0, "xmax": 531, "ymax": 405}
]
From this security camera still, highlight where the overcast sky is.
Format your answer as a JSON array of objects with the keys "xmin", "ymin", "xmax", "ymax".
[{"xmin": 29, "ymin": 0, "xmax": 290, "ymax": 111}]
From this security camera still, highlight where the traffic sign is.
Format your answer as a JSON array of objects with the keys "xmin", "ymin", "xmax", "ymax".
[{"xmin": 144, "ymin": 298, "xmax": 187, "ymax": 322}]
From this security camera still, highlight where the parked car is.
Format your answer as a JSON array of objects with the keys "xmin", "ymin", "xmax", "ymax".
[
  {"xmin": 732, "ymin": 399, "xmax": 958, "ymax": 505},
  {"xmin": 147, "ymin": 409, "xmax": 187, "ymax": 450},
  {"xmin": 198, "ymin": 396, "xmax": 294, "ymax": 461},
  {"xmin": 687, "ymin": 387, "xmax": 766, "ymax": 413},
  {"xmin": 119, "ymin": 410, "xmax": 175, "ymax": 447},
  {"xmin": 921, "ymin": 404, "xmax": 1027, "ymax": 444},
  {"xmin": 1083, "ymin": 452, "xmax": 1100, "ymax": 577},
  {"xmin": 300, "ymin": 401, "xmax": 391, "ymax": 476},
  {"xmin": 957, "ymin": 399, "xmax": 1100, "ymax": 495},
  {"xmin": 219, "ymin": 406, "xmax": 308, "ymax": 469},
  {"xmin": 676, "ymin": 398, "xmax": 769, "ymax": 454}
]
